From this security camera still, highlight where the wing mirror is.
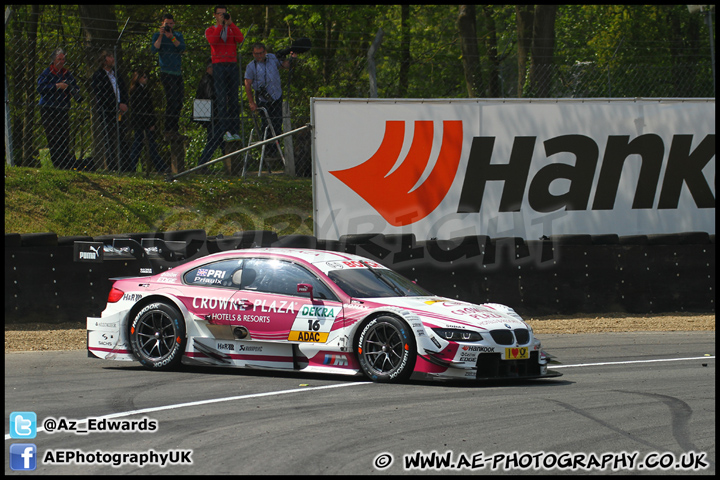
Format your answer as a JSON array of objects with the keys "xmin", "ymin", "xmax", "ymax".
[{"xmin": 297, "ymin": 283, "xmax": 314, "ymax": 301}]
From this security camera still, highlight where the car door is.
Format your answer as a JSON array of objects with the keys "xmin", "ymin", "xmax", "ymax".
[{"xmin": 230, "ymin": 258, "xmax": 342, "ymax": 344}]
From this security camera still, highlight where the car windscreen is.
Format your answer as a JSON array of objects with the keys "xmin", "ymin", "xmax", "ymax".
[{"xmin": 327, "ymin": 268, "xmax": 431, "ymax": 298}]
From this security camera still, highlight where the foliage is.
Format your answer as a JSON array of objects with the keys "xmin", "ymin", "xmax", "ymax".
[
  {"xmin": 7, "ymin": 4, "xmax": 712, "ymax": 110},
  {"xmin": 4, "ymin": 5, "xmax": 714, "ymax": 169}
]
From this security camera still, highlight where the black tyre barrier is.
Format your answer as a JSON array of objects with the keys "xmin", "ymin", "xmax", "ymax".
[
  {"xmin": 4, "ymin": 230, "xmax": 715, "ymax": 325},
  {"xmin": 126, "ymin": 231, "xmax": 164, "ymax": 241},
  {"xmin": 164, "ymin": 229, "xmax": 206, "ymax": 242},
  {"xmin": 20, "ymin": 232, "xmax": 58, "ymax": 247},
  {"xmin": 383, "ymin": 233, "xmax": 417, "ymax": 249},
  {"xmin": 232, "ymin": 230, "xmax": 279, "ymax": 247},
  {"xmin": 58, "ymin": 235, "xmax": 93, "ymax": 246},
  {"xmin": 206, "ymin": 235, "xmax": 242, "ymax": 253},
  {"xmin": 419, "ymin": 235, "xmax": 490, "ymax": 263},
  {"xmin": 163, "ymin": 230, "xmax": 207, "ymax": 259},
  {"xmin": 206, "ymin": 230, "xmax": 278, "ymax": 253},
  {"xmin": 272, "ymin": 235, "xmax": 318, "ymax": 249},
  {"xmin": 617, "ymin": 232, "xmax": 712, "ymax": 246},
  {"xmin": 339, "ymin": 233, "xmax": 420, "ymax": 261},
  {"xmin": 337, "ymin": 233, "xmax": 384, "ymax": 255},
  {"xmin": 618, "ymin": 235, "xmax": 649, "ymax": 245},
  {"xmin": 338, "ymin": 233, "xmax": 384, "ymax": 245},
  {"xmin": 484, "ymin": 236, "xmax": 523, "ymax": 267},
  {"xmin": 384, "ymin": 233, "xmax": 425, "ymax": 264},
  {"xmin": 93, "ymin": 233, "xmax": 130, "ymax": 243},
  {"xmin": 546, "ymin": 234, "xmax": 593, "ymax": 245},
  {"xmin": 651, "ymin": 231, "xmax": 710, "ymax": 245},
  {"xmin": 316, "ymin": 238, "xmax": 342, "ymax": 252},
  {"xmin": 5, "ymin": 233, "xmax": 22, "ymax": 247},
  {"xmin": 591, "ymin": 234, "xmax": 620, "ymax": 245}
]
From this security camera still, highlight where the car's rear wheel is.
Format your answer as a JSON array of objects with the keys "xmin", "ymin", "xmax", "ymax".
[
  {"xmin": 129, "ymin": 302, "xmax": 186, "ymax": 370},
  {"xmin": 356, "ymin": 316, "xmax": 416, "ymax": 382}
]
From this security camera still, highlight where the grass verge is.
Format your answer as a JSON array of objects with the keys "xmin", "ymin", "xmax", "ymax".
[{"xmin": 5, "ymin": 165, "xmax": 313, "ymax": 237}]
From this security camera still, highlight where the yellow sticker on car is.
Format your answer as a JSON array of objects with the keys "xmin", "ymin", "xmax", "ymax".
[
  {"xmin": 288, "ymin": 331, "xmax": 329, "ymax": 343},
  {"xmin": 504, "ymin": 347, "xmax": 529, "ymax": 360}
]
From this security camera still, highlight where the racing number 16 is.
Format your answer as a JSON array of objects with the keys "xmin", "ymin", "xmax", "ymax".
[{"xmin": 307, "ymin": 320, "xmax": 321, "ymax": 331}]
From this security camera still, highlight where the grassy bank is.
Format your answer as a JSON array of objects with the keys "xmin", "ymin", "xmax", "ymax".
[{"xmin": 4, "ymin": 166, "xmax": 313, "ymax": 237}]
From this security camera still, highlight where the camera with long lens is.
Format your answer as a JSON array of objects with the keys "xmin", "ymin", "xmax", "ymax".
[{"xmin": 223, "ymin": 13, "xmax": 230, "ymax": 20}]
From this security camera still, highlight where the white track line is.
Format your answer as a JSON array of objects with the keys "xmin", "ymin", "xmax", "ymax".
[{"xmin": 551, "ymin": 356, "xmax": 715, "ymax": 369}]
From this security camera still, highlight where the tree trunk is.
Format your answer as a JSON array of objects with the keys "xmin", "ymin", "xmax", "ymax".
[
  {"xmin": 21, "ymin": 5, "xmax": 40, "ymax": 167},
  {"xmin": 528, "ymin": 5, "xmax": 557, "ymax": 98},
  {"xmin": 282, "ymin": 101, "xmax": 295, "ymax": 176},
  {"xmin": 515, "ymin": 5, "xmax": 534, "ymax": 97},
  {"xmin": 668, "ymin": 8, "xmax": 700, "ymax": 97},
  {"xmin": 78, "ymin": 5, "xmax": 120, "ymax": 170},
  {"xmin": 368, "ymin": 28, "xmax": 384, "ymax": 98},
  {"xmin": 322, "ymin": 6, "xmax": 340, "ymax": 85},
  {"xmin": 457, "ymin": 5, "xmax": 483, "ymax": 97},
  {"xmin": 398, "ymin": 5, "xmax": 411, "ymax": 97},
  {"xmin": 482, "ymin": 6, "xmax": 501, "ymax": 97},
  {"xmin": 264, "ymin": 5, "xmax": 270, "ymax": 39}
]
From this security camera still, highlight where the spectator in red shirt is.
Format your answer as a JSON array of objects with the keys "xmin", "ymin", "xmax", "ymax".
[{"xmin": 205, "ymin": 5, "xmax": 244, "ymax": 143}]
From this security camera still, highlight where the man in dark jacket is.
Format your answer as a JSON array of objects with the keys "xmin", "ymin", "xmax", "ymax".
[
  {"xmin": 127, "ymin": 70, "xmax": 167, "ymax": 173},
  {"xmin": 91, "ymin": 50, "xmax": 128, "ymax": 171},
  {"xmin": 37, "ymin": 48, "xmax": 82, "ymax": 169}
]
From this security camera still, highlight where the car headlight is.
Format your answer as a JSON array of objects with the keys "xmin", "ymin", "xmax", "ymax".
[{"xmin": 432, "ymin": 328, "xmax": 483, "ymax": 342}]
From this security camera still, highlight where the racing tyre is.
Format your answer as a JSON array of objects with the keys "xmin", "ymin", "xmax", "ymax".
[
  {"xmin": 356, "ymin": 316, "xmax": 416, "ymax": 383},
  {"xmin": 129, "ymin": 302, "xmax": 186, "ymax": 370}
]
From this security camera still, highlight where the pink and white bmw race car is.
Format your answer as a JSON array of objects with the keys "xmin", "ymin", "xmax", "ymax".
[{"xmin": 87, "ymin": 248, "xmax": 561, "ymax": 383}]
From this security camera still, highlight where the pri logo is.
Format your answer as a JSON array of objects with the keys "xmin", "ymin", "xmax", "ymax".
[{"xmin": 330, "ymin": 120, "xmax": 463, "ymax": 226}]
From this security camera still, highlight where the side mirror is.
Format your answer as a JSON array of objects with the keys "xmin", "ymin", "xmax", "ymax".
[{"xmin": 297, "ymin": 283, "xmax": 314, "ymax": 301}]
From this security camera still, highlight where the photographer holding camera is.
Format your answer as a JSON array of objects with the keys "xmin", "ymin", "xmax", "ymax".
[
  {"xmin": 206, "ymin": 5, "xmax": 244, "ymax": 143},
  {"xmin": 151, "ymin": 13, "xmax": 186, "ymax": 141},
  {"xmin": 244, "ymin": 42, "xmax": 296, "ymax": 160},
  {"xmin": 37, "ymin": 47, "xmax": 82, "ymax": 169}
]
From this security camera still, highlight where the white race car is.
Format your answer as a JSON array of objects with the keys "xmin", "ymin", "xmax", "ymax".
[{"xmin": 88, "ymin": 248, "xmax": 561, "ymax": 383}]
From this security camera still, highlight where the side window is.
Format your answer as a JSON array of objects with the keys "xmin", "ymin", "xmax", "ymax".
[
  {"xmin": 244, "ymin": 259, "xmax": 337, "ymax": 300},
  {"xmin": 184, "ymin": 259, "xmax": 244, "ymax": 288}
]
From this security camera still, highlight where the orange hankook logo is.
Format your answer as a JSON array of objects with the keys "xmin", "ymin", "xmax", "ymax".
[{"xmin": 330, "ymin": 120, "xmax": 463, "ymax": 226}]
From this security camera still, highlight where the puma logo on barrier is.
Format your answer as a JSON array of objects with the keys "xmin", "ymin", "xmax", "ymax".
[{"xmin": 330, "ymin": 120, "xmax": 463, "ymax": 226}]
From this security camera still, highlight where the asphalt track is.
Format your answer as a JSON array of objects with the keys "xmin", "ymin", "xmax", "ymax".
[{"xmin": 5, "ymin": 331, "xmax": 715, "ymax": 475}]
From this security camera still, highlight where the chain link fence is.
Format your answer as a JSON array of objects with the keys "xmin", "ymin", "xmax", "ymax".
[
  {"xmin": 5, "ymin": 20, "xmax": 314, "ymax": 178},
  {"xmin": 5, "ymin": 12, "xmax": 715, "ymax": 180}
]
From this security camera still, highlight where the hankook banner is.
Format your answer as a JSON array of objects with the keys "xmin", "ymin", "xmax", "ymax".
[{"xmin": 311, "ymin": 98, "xmax": 715, "ymax": 241}]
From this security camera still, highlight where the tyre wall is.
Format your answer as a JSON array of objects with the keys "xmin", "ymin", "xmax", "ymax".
[{"xmin": 4, "ymin": 230, "xmax": 715, "ymax": 325}]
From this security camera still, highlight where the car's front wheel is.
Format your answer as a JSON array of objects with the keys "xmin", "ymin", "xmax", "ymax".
[
  {"xmin": 356, "ymin": 316, "xmax": 416, "ymax": 382},
  {"xmin": 129, "ymin": 302, "xmax": 186, "ymax": 370}
]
